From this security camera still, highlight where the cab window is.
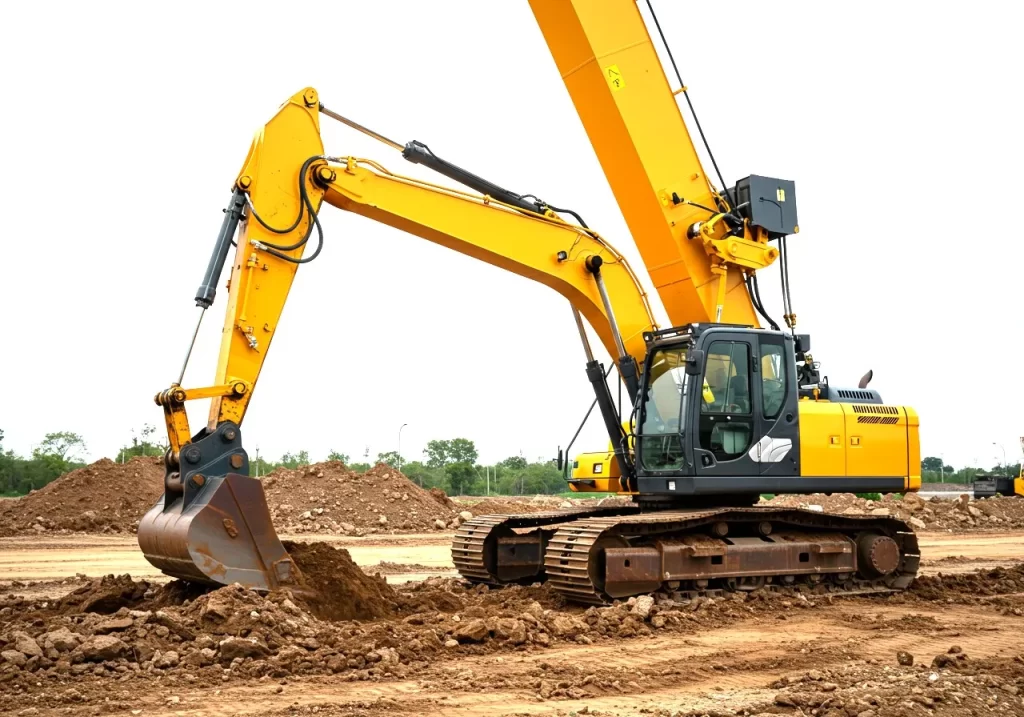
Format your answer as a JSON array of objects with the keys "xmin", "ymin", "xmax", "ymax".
[
  {"xmin": 700, "ymin": 342, "xmax": 751, "ymax": 415},
  {"xmin": 760, "ymin": 340, "xmax": 786, "ymax": 419},
  {"xmin": 699, "ymin": 341, "xmax": 752, "ymax": 459},
  {"xmin": 639, "ymin": 346, "xmax": 688, "ymax": 471}
]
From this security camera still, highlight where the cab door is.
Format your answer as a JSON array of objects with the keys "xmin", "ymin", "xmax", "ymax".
[{"xmin": 691, "ymin": 335, "xmax": 763, "ymax": 477}]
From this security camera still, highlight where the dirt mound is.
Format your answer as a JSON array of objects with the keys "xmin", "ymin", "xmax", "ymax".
[
  {"xmin": 905, "ymin": 564, "xmax": 1024, "ymax": 603},
  {"xmin": 765, "ymin": 490, "xmax": 1024, "ymax": 531},
  {"xmin": 284, "ymin": 541, "xmax": 397, "ymax": 621},
  {"xmin": 458, "ymin": 498, "xmax": 552, "ymax": 515},
  {"xmin": 262, "ymin": 461, "xmax": 455, "ymax": 534},
  {"xmin": 428, "ymin": 487, "xmax": 455, "ymax": 510},
  {"xmin": 455, "ymin": 495, "xmax": 632, "ymax": 516},
  {"xmin": 0, "ymin": 457, "xmax": 163, "ymax": 536}
]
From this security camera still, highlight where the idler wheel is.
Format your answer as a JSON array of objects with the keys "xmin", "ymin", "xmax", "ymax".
[{"xmin": 856, "ymin": 533, "xmax": 900, "ymax": 578}]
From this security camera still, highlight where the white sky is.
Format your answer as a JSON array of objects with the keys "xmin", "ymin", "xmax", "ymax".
[{"xmin": 1, "ymin": 2, "xmax": 1021, "ymax": 471}]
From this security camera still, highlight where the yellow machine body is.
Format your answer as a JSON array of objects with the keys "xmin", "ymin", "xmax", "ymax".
[{"xmin": 141, "ymin": 0, "xmax": 924, "ymax": 598}]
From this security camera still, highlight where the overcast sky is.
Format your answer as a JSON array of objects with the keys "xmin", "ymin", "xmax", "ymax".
[{"xmin": 1, "ymin": 2, "xmax": 1021, "ymax": 471}]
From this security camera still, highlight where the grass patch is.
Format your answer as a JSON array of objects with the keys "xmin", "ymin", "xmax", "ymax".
[{"xmin": 855, "ymin": 492, "xmax": 883, "ymax": 501}]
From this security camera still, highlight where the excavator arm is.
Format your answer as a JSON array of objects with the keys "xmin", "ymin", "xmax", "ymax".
[
  {"xmin": 142, "ymin": 87, "xmax": 658, "ymax": 589},
  {"xmin": 529, "ymin": 0, "xmax": 792, "ymax": 328}
]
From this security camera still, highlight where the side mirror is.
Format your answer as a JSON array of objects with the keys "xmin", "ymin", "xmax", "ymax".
[
  {"xmin": 685, "ymin": 349, "xmax": 705, "ymax": 376},
  {"xmin": 556, "ymin": 447, "xmax": 564, "ymax": 471}
]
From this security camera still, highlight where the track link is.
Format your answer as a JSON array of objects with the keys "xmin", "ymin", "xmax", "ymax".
[
  {"xmin": 544, "ymin": 507, "xmax": 920, "ymax": 604},
  {"xmin": 451, "ymin": 505, "xmax": 641, "ymax": 586},
  {"xmin": 453, "ymin": 506, "xmax": 921, "ymax": 605}
]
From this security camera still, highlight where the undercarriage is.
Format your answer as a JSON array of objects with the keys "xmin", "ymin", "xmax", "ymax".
[{"xmin": 452, "ymin": 505, "xmax": 920, "ymax": 605}]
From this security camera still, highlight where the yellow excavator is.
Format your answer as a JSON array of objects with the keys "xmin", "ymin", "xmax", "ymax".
[{"xmin": 139, "ymin": 0, "xmax": 922, "ymax": 603}]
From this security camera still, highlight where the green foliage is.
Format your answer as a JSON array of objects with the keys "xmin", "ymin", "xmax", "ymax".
[
  {"xmin": 490, "ymin": 460, "xmax": 565, "ymax": 496},
  {"xmin": 0, "ymin": 429, "xmax": 87, "ymax": 495},
  {"xmin": 425, "ymin": 438, "xmax": 478, "ymax": 469},
  {"xmin": 760, "ymin": 494, "xmax": 775, "ymax": 501},
  {"xmin": 423, "ymin": 439, "xmax": 481, "ymax": 495},
  {"xmin": 855, "ymin": 492, "xmax": 883, "ymax": 501},
  {"xmin": 922, "ymin": 456, "xmax": 953, "ymax": 473},
  {"xmin": 34, "ymin": 431, "xmax": 87, "ymax": 463},
  {"xmin": 498, "ymin": 456, "xmax": 527, "ymax": 470},
  {"xmin": 327, "ymin": 450, "xmax": 350, "ymax": 464},
  {"xmin": 114, "ymin": 423, "xmax": 165, "ymax": 463},
  {"xmin": 376, "ymin": 451, "xmax": 401, "ymax": 469},
  {"xmin": 250, "ymin": 455, "xmax": 276, "ymax": 477},
  {"xmin": 278, "ymin": 450, "xmax": 310, "ymax": 469},
  {"xmin": 348, "ymin": 462, "xmax": 372, "ymax": 473},
  {"xmin": 399, "ymin": 460, "xmax": 443, "ymax": 489}
]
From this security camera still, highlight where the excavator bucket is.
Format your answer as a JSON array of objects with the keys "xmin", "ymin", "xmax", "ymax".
[{"xmin": 138, "ymin": 471, "xmax": 298, "ymax": 590}]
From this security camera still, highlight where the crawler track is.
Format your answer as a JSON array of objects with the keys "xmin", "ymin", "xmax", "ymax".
[
  {"xmin": 453, "ymin": 506, "xmax": 920, "ymax": 604},
  {"xmin": 451, "ymin": 505, "xmax": 641, "ymax": 585}
]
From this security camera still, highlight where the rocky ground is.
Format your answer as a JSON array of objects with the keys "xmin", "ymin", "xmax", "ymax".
[
  {"xmin": 1, "ymin": 536, "xmax": 1023, "ymax": 716},
  {"xmin": 263, "ymin": 462, "xmax": 457, "ymax": 535},
  {"xmin": 765, "ymin": 490, "xmax": 1024, "ymax": 532}
]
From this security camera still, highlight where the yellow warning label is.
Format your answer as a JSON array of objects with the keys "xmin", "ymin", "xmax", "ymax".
[
  {"xmin": 605, "ymin": 64, "xmax": 625, "ymax": 91},
  {"xmin": 776, "ymin": 187, "xmax": 786, "ymax": 202}
]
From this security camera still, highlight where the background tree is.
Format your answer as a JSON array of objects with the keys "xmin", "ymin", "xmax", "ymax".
[
  {"xmin": 424, "ymin": 438, "xmax": 480, "ymax": 495},
  {"xmin": 327, "ymin": 450, "xmax": 350, "ymax": 463},
  {"xmin": 278, "ymin": 450, "xmax": 310, "ymax": 469},
  {"xmin": 376, "ymin": 451, "xmax": 401, "ymax": 469},
  {"xmin": 1, "ymin": 430, "xmax": 88, "ymax": 495},
  {"xmin": 498, "ymin": 455, "xmax": 527, "ymax": 470},
  {"xmin": 399, "ymin": 460, "xmax": 443, "ymax": 489},
  {"xmin": 115, "ymin": 423, "xmax": 166, "ymax": 462},
  {"xmin": 250, "ymin": 455, "xmax": 276, "ymax": 478},
  {"xmin": 34, "ymin": 431, "xmax": 87, "ymax": 463}
]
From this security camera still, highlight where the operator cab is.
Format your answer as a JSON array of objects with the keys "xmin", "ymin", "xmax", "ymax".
[{"xmin": 634, "ymin": 324, "xmax": 802, "ymax": 497}]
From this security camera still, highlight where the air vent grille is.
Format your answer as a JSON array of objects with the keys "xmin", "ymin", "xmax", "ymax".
[
  {"xmin": 838, "ymin": 389, "xmax": 876, "ymax": 400},
  {"xmin": 856, "ymin": 415, "xmax": 900, "ymax": 425},
  {"xmin": 852, "ymin": 404, "xmax": 900, "ymax": 415}
]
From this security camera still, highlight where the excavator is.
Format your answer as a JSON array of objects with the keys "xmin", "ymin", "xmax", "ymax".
[
  {"xmin": 139, "ymin": 0, "xmax": 922, "ymax": 603},
  {"xmin": 972, "ymin": 437, "xmax": 1024, "ymax": 498}
]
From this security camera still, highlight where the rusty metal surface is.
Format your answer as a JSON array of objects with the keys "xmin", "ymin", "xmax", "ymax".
[
  {"xmin": 138, "ymin": 472, "xmax": 297, "ymax": 590},
  {"xmin": 857, "ymin": 534, "xmax": 901, "ymax": 577},
  {"xmin": 543, "ymin": 507, "xmax": 921, "ymax": 605},
  {"xmin": 452, "ymin": 506, "xmax": 921, "ymax": 605},
  {"xmin": 450, "ymin": 505, "xmax": 642, "ymax": 585}
]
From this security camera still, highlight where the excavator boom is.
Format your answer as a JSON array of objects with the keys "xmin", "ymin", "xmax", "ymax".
[
  {"xmin": 140, "ymin": 88, "xmax": 659, "ymax": 589},
  {"xmin": 529, "ymin": 0, "xmax": 783, "ymax": 328}
]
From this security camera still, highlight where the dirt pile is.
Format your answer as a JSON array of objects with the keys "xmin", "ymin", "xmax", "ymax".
[
  {"xmin": 262, "ymin": 461, "xmax": 456, "ymax": 534},
  {"xmin": 283, "ymin": 541, "xmax": 397, "ymax": 621},
  {"xmin": 765, "ymin": 490, "xmax": 1024, "ymax": 531},
  {"xmin": 454, "ymin": 495, "xmax": 632, "ymax": 516},
  {"xmin": 762, "ymin": 652, "xmax": 1024, "ymax": 717},
  {"xmin": 455, "ymin": 498, "xmax": 552, "ymax": 515},
  {"xmin": 902, "ymin": 565, "xmax": 1024, "ymax": 610},
  {"xmin": 0, "ymin": 457, "xmax": 163, "ymax": 536}
]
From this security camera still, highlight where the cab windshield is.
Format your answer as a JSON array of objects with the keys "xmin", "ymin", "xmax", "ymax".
[{"xmin": 638, "ymin": 346, "xmax": 688, "ymax": 471}]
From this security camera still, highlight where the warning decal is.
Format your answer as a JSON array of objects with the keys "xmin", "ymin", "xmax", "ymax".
[{"xmin": 605, "ymin": 64, "xmax": 625, "ymax": 91}]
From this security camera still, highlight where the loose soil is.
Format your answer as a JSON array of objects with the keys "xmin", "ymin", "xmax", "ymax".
[
  {"xmin": 262, "ymin": 461, "xmax": 456, "ymax": 534},
  {"xmin": 1, "ymin": 534, "xmax": 1024, "ymax": 716},
  {"xmin": 766, "ymin": 490, "xmax": 1024, "ymax": 532},
  {"xmin": 0, "ymin": 459, "xmax": 465, "ymax": 538},
  {"xmin": 0, "ymin": 457, "xmax": 163, "ymax": 536}
]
